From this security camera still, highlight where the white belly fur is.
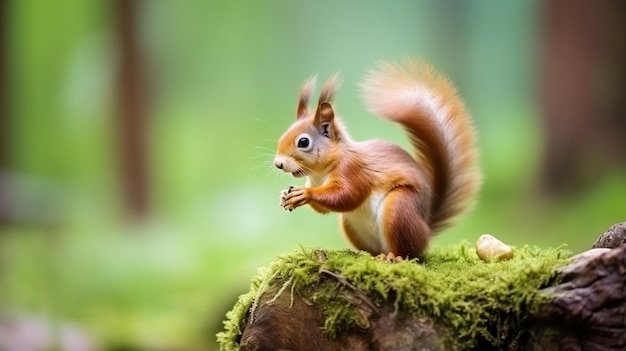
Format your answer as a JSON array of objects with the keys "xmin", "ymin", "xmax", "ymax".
[{"xmin": 342, "ymin": 192, "xmax": 388, "ymax": 253}]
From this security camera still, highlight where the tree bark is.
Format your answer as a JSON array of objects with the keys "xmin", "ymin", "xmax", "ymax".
[
  {"xmin": 525, "ymin": 245, "xmax": 626, "ymax": 350},
  {"xmin": 235, "ymin": 226, "xmax": 626, "ymax": 351},
  {"xmin": 240, "ymin": 285, "xmax": 450, "ymax": 351}
]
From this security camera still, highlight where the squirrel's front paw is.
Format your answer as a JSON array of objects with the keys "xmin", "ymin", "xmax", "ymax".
[
  {"xmin": 279, "ymin": 186, "xmax": 311, "ymax": 211},
  {"xmin": 279, "ymin": 186, "xmax": 295, "ymax": 211}
]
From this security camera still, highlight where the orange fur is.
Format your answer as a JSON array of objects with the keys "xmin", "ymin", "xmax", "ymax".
[{"xmin": 274, "ymin": 60, "xmax": 481, "ymax": 258}]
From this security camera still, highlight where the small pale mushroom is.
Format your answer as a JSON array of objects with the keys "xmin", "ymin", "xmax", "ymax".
[{"xmin": 476, "ymin": 234, "xmax": 513, "ymax": 262}]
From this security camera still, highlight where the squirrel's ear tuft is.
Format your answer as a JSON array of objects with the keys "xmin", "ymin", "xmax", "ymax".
[
  {"xmin": 318, "ymin": 73, "xmax": 341, "ymax": 105},
  {"xmin": 314, "ymin": 102, "xmax": 335, "ymax": 138},
  {"xmin": 297, "ymin": 75, "xmax": 317, "ymax": 120}
]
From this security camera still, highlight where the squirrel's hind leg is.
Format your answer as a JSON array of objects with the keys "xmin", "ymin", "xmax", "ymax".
[{"xmin": 380, "ymin": 188, "xmax": 431, "ymax": 259}]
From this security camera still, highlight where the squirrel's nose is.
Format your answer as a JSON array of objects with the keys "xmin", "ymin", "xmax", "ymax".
[{"xmin": 274, "ymin": 161, "xmax": 283, "ymax": 170}]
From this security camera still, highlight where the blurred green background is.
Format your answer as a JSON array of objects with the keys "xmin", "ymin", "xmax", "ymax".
[{"xmin": 0, "ymin": 1, "xmax": 625, "ymax": 350}]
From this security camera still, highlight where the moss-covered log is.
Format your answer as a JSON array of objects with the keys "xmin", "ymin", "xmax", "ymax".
[{"xmin": 217, "ymin": 224, "xmax": 626, "ymax": 351}]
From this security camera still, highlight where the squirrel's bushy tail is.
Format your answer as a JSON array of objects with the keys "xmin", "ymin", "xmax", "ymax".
[{"xmin": 360, "ymin": 60, "xmax": 481, "ymax": 232}]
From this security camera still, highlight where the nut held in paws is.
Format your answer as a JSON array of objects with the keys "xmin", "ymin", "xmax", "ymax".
[{"xmin": 476, "ymin": 234, "xmax": 513, "ymax": 262}]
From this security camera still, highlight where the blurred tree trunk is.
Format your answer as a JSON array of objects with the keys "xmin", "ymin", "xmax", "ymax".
[
  {"xmin": 113, "ymin": 0, "xmax": 151, "ymax": 219},
  {"xmin": 0, "ymin": 0, "xmax": 10, "ymax": 226},
  {"xmin": 539, "ymin": 0, "xmax": 626, "ymax": 195}
]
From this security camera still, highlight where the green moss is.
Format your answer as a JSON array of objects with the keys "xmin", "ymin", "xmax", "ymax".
[{"xmin": 217, "ymin": 244, "xmax": 570, "ymax": 350}]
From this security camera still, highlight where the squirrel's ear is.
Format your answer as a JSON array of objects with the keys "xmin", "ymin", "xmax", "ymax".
[
  {"xmin": 314, "ymin": 102, "xmax": 335, "ymax": 138},
  {"xmin": 297, "ymin": 75, "xmax": 317, "ymax": 120}
]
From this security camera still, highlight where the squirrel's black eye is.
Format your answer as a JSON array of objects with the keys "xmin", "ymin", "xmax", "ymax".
[
  {"xmin": 297, "ymin": 137, "xmax": 310, "ymax": 149},
  {"xmin": 295, "ymin": 133, "xmax": 313, "ymax": 151}
]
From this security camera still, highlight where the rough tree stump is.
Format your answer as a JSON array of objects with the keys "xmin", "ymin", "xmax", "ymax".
[{"xmin": 218, "ymin": 222, "xmax": 626, "ymax": 350}]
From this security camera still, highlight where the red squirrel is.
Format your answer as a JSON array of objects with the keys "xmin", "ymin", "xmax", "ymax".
[{"xmin": 273, "ymin": 60, "xmax": 481, "ymax": 258}]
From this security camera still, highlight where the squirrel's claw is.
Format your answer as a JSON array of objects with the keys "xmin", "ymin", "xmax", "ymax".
[{"xmin": 376, "ymin": 252, "xmax": 404, "ymax": 262}]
